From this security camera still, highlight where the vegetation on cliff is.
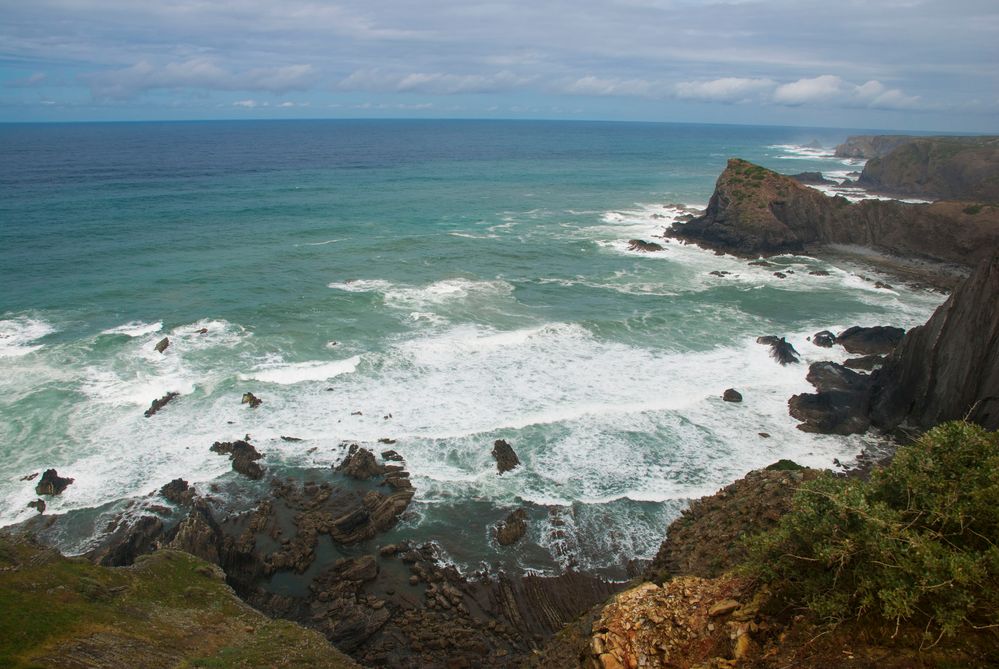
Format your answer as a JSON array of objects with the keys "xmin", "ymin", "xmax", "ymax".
[
  {"xmin": 744, "ymin": 421, "xmax": 999, "ymax": 640},
  {"xmin": 0, "ymin": 535, "xmax": 358, "ymax": 668}
]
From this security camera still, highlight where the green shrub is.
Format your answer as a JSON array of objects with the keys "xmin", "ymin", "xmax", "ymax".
[{"xmin": 744, "ymin": 421, "xmax": 999, "ymax": 638}]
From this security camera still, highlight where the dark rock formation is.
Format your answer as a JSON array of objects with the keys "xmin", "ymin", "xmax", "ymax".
[
  {"xmin": 166, "ymin": 498, "xmax": 223, "ymax": 565},
  {"xmin": 788, "ymin": 362, "xmax": 872, "ymax": 435},
  {"xmin": 668, "ymin": 159, "xmax": 999, "ymax": 269},
  {"xmin": 154, "ymin": 337, "xmax": 170, "ymax": 353},
  {"xmin": 843, "ymin": 354, "xmax": 885, "ymax": 371},
  {"xmin": 381, "ymin": 450, "xmax": 404, "ymax": 462},
  {"xmin": 858, "ymin": 136, "xmax": 999, "ymax": 201},
  {"xmin": 491, "ymin": 439, "xmax": 520, "ymax": 474},
  {"xmin": 494, "ymin": 508, "xmax": 528, "ymax": 546},
  {"xmin": 757, "ymin": 336, "xmax": 799, "ymax": 365},
  {"xmin": 790, "ymin": 171, "xmax": 834, "ymax": 185},
  {"xmin": 144, "ymin": 392, "xmax": 179, "ymax": 418},
  {"xmin": 871, "ymin": 253, "xmax": 999, "ymax": 431},
  {"xmin": 27, "ymin": 499, "xmax": 45, "ymax": 513},
  {"xmin": 160, "ymin": 478, "xmax": 195, "ymax": 505},
  {"xmin": 281, "ymin": 435, "xmax": 304, "ymax": 442},
  {"xmin": 241, "ymin": 392, "xmax": 262, "ymax": 408},
  {"xmin": 210, "ymin": 440, "xmax": 265, "ymax": 480},
  {"xmin": 627, "ymin": 239, "xmax": 664, "ymax": 252},
  {"xmin": 722, "ymin": 388, "xmax": 743, "ymax": 403},
  {"xmin": 835, "ymin": 325, "xmax": 905, "ymax": 355},
  {"xmin": 645, "ymin": 467, "xmax": 819, "ymax": 583},
  {"xmin": 834, "ymin": 135, "xmax": 914, "ymax": 159},
  {"xmin": 335, "ymin": 444, "xmax": 385, "ymax": 480},
  {"xmin": 89, "ymin": 515, "xmax": 165, "ymax": 566},
  {"xmin": 811, "ymin": 330, "xmax": 836, "ymax": 348},
  {"xmin": 35, "ymin": 469, "xmax": 74, "ymax": 496}
]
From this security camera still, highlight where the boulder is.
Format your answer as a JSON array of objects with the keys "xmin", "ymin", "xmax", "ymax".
[
  {"xmin": 836, "ymin": 325, "xmax": 905, "ymax": 355},
  {"xmin": 144, "ymin": 391, "xmax": 179, "ymax": 418},
  {"xmin": 627, "ymin": 239, "xmax": 664, "ymax": 253},
  {"xmin": 335, "ymin": 444, "xmax": 385, "ymax": 480},
  {"xmin": 722, "ymin": 389, "xmax": 743, "ymax": 403},
  {"xmin": 788, "ymin": 362, "xmax": 872, "ymax": 435},
  {"xmin": 843, "ymin": 354, "xmax": 885, "ymax": 371},
  {"xmin": 494, "ymin": 508, "xmax": 528, "ymax": 546},
  {"xmin": 154, "ymin": 337, "xmax": 170, "ymax": 353},
  {"xmin": 811, "ymin": 330, "xmax": 836, "ymax": 348},
  {"xmin": 27, "ymin": 499, "xmax": 45, "ymax": 513},
  {"xmin": 35, "ymin": 469, "xmax": 74, "ymax": 496},
  {"xmin": 160, "ymin": 478, "xmax": 194, "ymax": 505},
  {"xmin": 491, "ymin": 439, "xmax": 520, "ymax": 474},
  {"xmin": 241, "ymin": 392, "xmax": 262, "ymax": 408}
]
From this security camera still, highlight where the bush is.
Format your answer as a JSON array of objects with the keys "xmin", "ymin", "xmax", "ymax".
[{"xmin": 744, "ymin": 421, "xmax": 999, "ymax": 638}]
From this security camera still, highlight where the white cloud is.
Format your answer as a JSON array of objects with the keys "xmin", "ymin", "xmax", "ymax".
[
  {"xmin": 233, "ymin": 99, "xmax": 266, "ymax": 108},
  {"xmin": 674, "ymin": 77, "xmax": 775, "ymax": 103},
  {"xmin": 773, "ymin": 74, "xmax": 922, "ymax": 110},
  {"xmin": 773, "ymin": 74, "xmax": 845, "ymax": 105},
  {"xmin": 86, "ymin": 58, "xmax": 316, "ymax": 98},
  {"xmin": 339, "ymin": 69, "xmax": 532, "ymax": 94},
  {"xmin": 560, "ymin": 76, "xmax": 660, "ymax": 98}
]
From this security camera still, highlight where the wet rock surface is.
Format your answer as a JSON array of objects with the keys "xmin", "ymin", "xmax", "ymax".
[
  {"xmin": 491, "ymin": 439, "xmax": 520, "ymax": 474},
  {"xmin": 788, "ymin": 362, "xmax": 873, "ymax": 435},
  {"xmin": 756, "ymin": 336, "xmax": 799, "ymax": 365},
  {"xmin": 494, "ymin": 508, "xmax": 528, "ymax": 546},
  {"xmin": 241, "ymin": 392, "xmax": 263, "ymax": 408},
  {"xmin": 211, "ymin": 439, "xmax": 265, "ymax": 479},
  {"xmin": 35, "ymin": 469, "xmax": 74, "ymax": 496},
  {"xmin": 627, "ymin": 239, "xmax": 664, "ymax": 252},
  {"xmin": 144, "ymin": 391, "xmax": 179, "ymax": 417},
  {"xmin": 835, "ymin": 325, "xmax": 905, "ymax": 355},
  {"xmin": 154, "ymin": 336, "xmax": 170, "ymax": 353},
  {"xmin": 721, "ymin": 388, "xmax": 742, "ymax": 403},
  {"xmin": 335, "ymin": 444, "xmax": 386, "ymax": 480}
]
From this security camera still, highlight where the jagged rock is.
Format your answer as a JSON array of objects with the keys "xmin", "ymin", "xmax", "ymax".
[
  {"xmin": 809, "ymin": 269, "xmax": 831, "ymax": 276},
  {"xmin": 377, "ymin": 437, "xmax": 396, "ymax": 444},
  {"xmin": 871, "ymin": 253, "xmax": 999, "ymax": 430},
  {"xmin": 20, "ymin": 472, "xmax": 39, "ymax": 481},
  {"xmin": 154, "ymin": 337, "xmax": 170, "ymax": 353},
  {"xmin": 195, "ymin": 327, "xmax": 209, "ymax": 334},
  {"xmin": 757, "ymin": 336, "xmax": 799, "ymax": 365},
  {"xmin": 210, "ymin": 440, "xmax": 264, "ymax": 480},
  {"xmin": 35, "ymin": 469, "xmax": 74, "ymax": 496},
  {"xmin": 812, "ymin": 330, "xmax": 836, "ymax": 347},
  {"xmin": 722, "ymin": 389, "xmax": 742, "ymax": 402},
  {"xmin": 834, "ymin": 135, "xmax": 913, "ymax": 159},
  {"xmin": 773, "ymin": 271, "xmax": 787, "ymax": 279},
  {"xmin": 836, "ymin": 325, "xmax": 905, "ymax": 355},
  {"xmin": 166, "ymin": 498, "xmax": 223, "ymax": 565},
  {"xmin": 843, "ymin": 354, "xmax": 885, "ymax": 371},
  {"xmin": 709, "ymin": 270, "xmax": 731, "ymax": 277},
  {"xmin": 709, "ymin": 599, "xmax": 741, "ymax": 617},
  {"xmin": 335, "ymin": 444, "xmax": 385, "ymax": 480},
  {"xmin": 494, "ymin": 508, "xmax": 528, "ymax": 546},
  {"xmin": 280, "ymin": 435, "xmax": 303, "ymax": 442},
  {"xmin": 875, "ymin": 280, "xmax": 893, "ymax": 289},
  {"xmin": 381, "ymin": 450, "xmax": 404, "ymax": 462},
  {"xmin": 144, "ymin": 391, "xmax": 179, "ymax": 418},
  {"xmin": 627, "ymin": 239, "xmax": 664, "ymax": 252},
  {"xmin": 748, "ymin": 259, "xmax": 771, "ymax": 267},
  {"xmin": 790, "ymin": 171, "xmax": 833, "ymax": 185},
  {"xmin": 491, "ymin": 439, "xmax": 520, "ymax": 474},
  {"xmin": 27, "ymin": 499, "xmax": 45, "ymax": 513},
  {"xmin": 89, "ymin": 515, "xmax": 166, "ymax": 566},
  {"xmin": 241, "ymin": 392, "xmax": 262, "ymax": 408},
  {"xmin": 788, "ymin": 362, "xmax": 872, "ymax": 435},
  {"xmin": 160, "ymin": 478, "xmax": 195, "ymax": 505}
]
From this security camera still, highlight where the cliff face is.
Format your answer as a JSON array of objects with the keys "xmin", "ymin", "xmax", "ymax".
[
  {"xmin": 870, "ymin": 252, "xmax": 999, "ymax": 431},
  {"xmin": 669, "ymin": 158, "xmax": 999, "ymax": 267},
  {"xmin": 834, "ymin": 135, "xmax": 915, "ymax": 159},
  {"xmin": 858, "ymin": 136, "xmax": 999, "ymax": 201}
]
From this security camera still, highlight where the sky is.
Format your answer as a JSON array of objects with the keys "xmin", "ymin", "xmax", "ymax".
[{"xmin": 1, "ymin": 0, "xmax": 997, "ymax": 131}]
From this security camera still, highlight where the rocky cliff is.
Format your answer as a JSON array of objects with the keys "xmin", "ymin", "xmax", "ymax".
[
  {"xmin": 834, "ymin": 135, "xmax": 915, "ymax": 159},
  {"xmin": 870, "ymin": 252, "xmax": 999, "ymax": 431},
  {"xmin": 669, "ymin": 158, "xmax": 999, "ymax": 268},
  {"xmin": 857, "ymin": 135, "xmax": 999, "ymax": 201}
]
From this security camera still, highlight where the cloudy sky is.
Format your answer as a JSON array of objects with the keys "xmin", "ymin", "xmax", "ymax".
[{"xmin": 1, "ymin": 0, "xmax": 997, "ymax": 130}]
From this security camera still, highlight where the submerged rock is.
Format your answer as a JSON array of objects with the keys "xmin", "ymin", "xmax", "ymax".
[
  {"xmin": 144, "ymin": 391, "xmax": 179, "ymax": 418},
  {"xmin": 492, "ymin": 439, "xmax": 520, "ymax": 474},
  {"xmin": 35, "ymin": 469, "xmax": 74, "ymax": 496},
  {"xmin": 811, "ymin": 330, "xmax": 836, "ymax": 348},
  {"xmin": 154, "ymin": 337, "xmax": 170, "ymax": 353},
  {"xmin": 757, "ymin": 336, "xmax": 799, "ymax": 365},
  {"xmin": 722, "ymin": 388, "xmax": 743, "ymax": 402},
  {"xmin": 241, "ymin": 392, "xmax": 263, "ymax": 408}
]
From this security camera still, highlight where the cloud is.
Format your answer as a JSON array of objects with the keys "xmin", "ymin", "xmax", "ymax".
[
  {"xmin": 6, "ymin": 72, "xmax": 48, "ymax": 88},
  {"xmin": 339, "ymin": 70, "xmax": 532, "ymax": 94},
  {"xmin": 560, "ymin": 76, "xmax": 660, "ymax": 98},
  {"xmin": 86, "ymin": 58, "xmax": 316, "ymax": 98},
  {"xmin": 773, "ymin": 74, "xmax": 922, "ymax": 110},
  {"xmin": 674, "ymin": 77, "xmax": 776, "ymax": 103}
]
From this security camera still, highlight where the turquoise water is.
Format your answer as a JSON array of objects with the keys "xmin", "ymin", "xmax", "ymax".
[{"xmin": 0, "ymin": 120, "xmax": 943, "ymax": 577}]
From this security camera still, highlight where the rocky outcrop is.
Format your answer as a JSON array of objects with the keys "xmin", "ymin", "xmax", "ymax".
[
  {"xmin": 645, "ymin": 467, "xmax": 819, "ymax": 583},
  {"xmin": 492, "ymin": 439, "xmax": 520, "ymax": 474},
  {"xmin": 160, "ymin": 478, "xmax": 195, "ymax": 505},
  {"xmin": 144, "ymin": 391, "xmax": 179, "ymax": 417},
  {"xmin": 494, "ymin": 508, "xmax": 528, "ymax": 546},
  {"xmin": 858, "ymin": 136, "xmax": 999, "ymax": 201},
  {"xmin": 210, "ymin": 439, "xmax": 265, "ymax": 479},
  {"xmin": 757, "ymin": 335, "xmax": 799, "ymax": 365},
  {"xmin": 722, "ymin": 388, "xmax": 742, "ymax": 403},
  {"xmin": 241, "ymin": 392, "xmax": 263, "ymax": 408},
  {"xmin": 871, "ymin": 253, "xmax": 999, "ymax": 431},
  {"xmin": 335, "ymin": 444, "xmax": 385, "ymax": 480},
  {"xmin": 790, "ymin": 171, "xmax": 834, "ymax": 185},
  {"xmin": 627, "ymin": 239, "xmax": 664, "ymax": 252},
  {"xmin": 154, "ymin": 336, "xmax": 170, "ymax": 353},
  {"xmin": 668, "ymin": 159, "xmax": 999, "ymax": 269},
  {"xmin": 35, "ymin": 469, "xmax": 74, "ymax": 496},
  {"xmin": 835, "ymin": 325, "xmax": 905, "ymax": 355},
  {"xmin": 788, "ymin": 362, "xmax": 873, "ymax": 435},
  {"xmin": 834, "ymin": 135, "xmax": 915, "ymax": 159}
]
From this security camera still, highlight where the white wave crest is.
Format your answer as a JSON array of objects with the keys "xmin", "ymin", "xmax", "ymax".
[{"xmin": 0, "ymin": 317, "xmax": 56, "ymax": 358}]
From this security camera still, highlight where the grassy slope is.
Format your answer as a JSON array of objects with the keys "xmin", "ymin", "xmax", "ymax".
[{"xmin": 0, "ymin": 535, "xmax": 357, "ymax": 669}]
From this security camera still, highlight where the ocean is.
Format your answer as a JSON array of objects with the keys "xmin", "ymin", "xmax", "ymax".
[{"xmin": 0, "ymin": 119, "xmax": 943, "ymax": 578}]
